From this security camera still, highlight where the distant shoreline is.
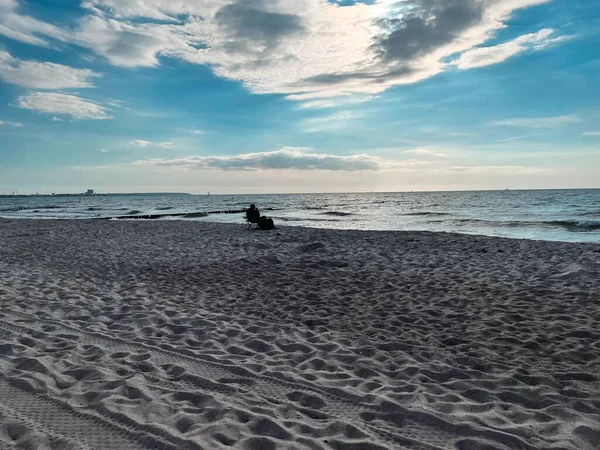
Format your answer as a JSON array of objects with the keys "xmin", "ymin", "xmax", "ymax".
[
  {"xmin": 1, "ymin": 187, "xmax": 600, "ymax": 198},
  {"xmin": 0, "ymin": 192, "xmax": 193, "ymax": 198}
]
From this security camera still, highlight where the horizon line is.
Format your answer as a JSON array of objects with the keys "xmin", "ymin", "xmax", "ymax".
[{"xmin": 3, "ymin": 187, "xmax": 600, "ymax": 197}]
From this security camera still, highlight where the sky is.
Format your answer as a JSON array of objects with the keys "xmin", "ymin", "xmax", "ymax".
[{"xmin": 0, "ymin": 0, "xmax": 598, "ymax": 194}]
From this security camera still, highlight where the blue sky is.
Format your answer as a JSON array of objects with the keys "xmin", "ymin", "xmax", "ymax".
[{"xmin": 0, "ymin": 0, "xmax": 598, "ymax": 194}]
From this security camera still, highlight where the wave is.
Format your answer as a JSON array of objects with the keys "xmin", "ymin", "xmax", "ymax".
[
  {"xmin": 454, "ymin": 218, "xmax": 600, "ymax": 232},
  {"xmin": 402, "ymin": 212, "xmax": 451, "ymax": 217},
  {"xmin": 86, "ymin": 207, "xmax": 102, "ymax": 211},
  {"xmin": 0, "ymin": 205, "xmax": 62, "ymax": 212},
  {"xmin": 541, "ymin": 219, "xmax": 600, "ymax": 231},
  {"xmin": 126, "ymin": 210, "xmax": 142, "ymax": 215},
  {"xmin": 156, "ymin": 206, "xmax": 174, "ymax": 210}
]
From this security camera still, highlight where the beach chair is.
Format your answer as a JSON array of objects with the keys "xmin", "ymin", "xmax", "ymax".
[
  {"xmin": 246, "ymin": 216, "xmax": 259, "ymax": 229},
  {"xmin": 246, "ymin": 209, "xmax": 260, "ymax": 229},
  {"xmin": 245, "ymin": 204, "xmax": 261, "ymax": 229}
]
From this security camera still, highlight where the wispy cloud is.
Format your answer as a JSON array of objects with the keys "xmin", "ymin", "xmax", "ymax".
[
  {"xmin": 0, "ymin": 0, "xmax": 69, "ymax": 47},
  {"xmin": 303, "ymin": 111, "xmax": 363, "ymax": 133},
  {"xmin": 130, "ymin": 139, "xmax": 175, "ymax": 149},
  {"xmin": 16, "ymin": 93, "xmax": 111, "ymax": 120},
  {"xmin": 437, "ymin": 165, "xmax": 552, "ymax": 175},
  {"xmin": 0, "ymin": 119, "xmax": 23, "ymax": 127},
  {"xmin": 294, "ymin": 95, "xmax": 377, "ymax": 110},
  {"xmin": 130, "ymin": 140, "xmax": 151, "ymax": 147},
  {"xmin": 404, "ymin": 148, "xmax": 449, "ymax": 158},
  {"xmin": 133, "ymin": 147, "xmax": 382, "ymax": 171},
  {"xmin": 489, "ymin": 114, "xmax": 582, "ymax": 128},
  {"xmin": 453, "ymin": 28, "xmax": 570, "ymax": 70},
  {"xmin": 0, "ymin": 50, "xmax": 100, "ymax": 89},
  {"xmin": 174, "ymin": 128, "xmax": 205, "ymax": 135},
  {"xmin": 496, "ymin": 136, "xmax": 526, "ymax": 143},
  {"xmin": 582, "ymin": 131, "xmax": 600, "ymax": 137}
]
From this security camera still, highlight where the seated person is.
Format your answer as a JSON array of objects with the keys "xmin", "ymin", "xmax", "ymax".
[{"xmin": 246, "ymin": 204, "xmax": 260, "ymax": 223}]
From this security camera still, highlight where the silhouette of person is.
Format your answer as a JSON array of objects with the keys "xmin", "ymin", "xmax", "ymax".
[{"xmin": 246, "ymin": 204, "xmax": 260, "ymax": 223}]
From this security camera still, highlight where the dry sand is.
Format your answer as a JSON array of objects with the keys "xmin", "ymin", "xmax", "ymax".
[{"xmin": 0, "ymin": 219, "xmax": 599, "ymax": 450}]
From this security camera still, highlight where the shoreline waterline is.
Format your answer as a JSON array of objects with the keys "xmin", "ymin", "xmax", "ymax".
[{"xmin": 2, "ymin": 218, "xmax": 600, "ymax": 247}]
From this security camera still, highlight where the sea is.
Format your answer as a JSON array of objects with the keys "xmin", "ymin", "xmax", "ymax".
[{"xmin": 1, "ymin": 189, "xmax": 599, "ymax": 243}]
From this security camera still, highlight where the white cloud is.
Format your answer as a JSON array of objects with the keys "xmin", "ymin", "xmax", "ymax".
[
  {"xmin": 51, "ymin": 116, "xmax": 63, "ymax": 122},
  {"xmin": 582, "ymin": 132, "xmax": 600, "ymax": 137},
  {"xmin": 133, "ymin": 147, "xmax": 383, "ymax": 171},
  {"xmin": 74, "ymin": 15, "xmax": 174, "ymax": 68},
  {"xmin": 0, "ymin": 0, "xmax": 567, "ymax": 105},
  {"xmin": 0, "ymin": 0, "xmax": 69, "ymax": 46},
  {"xmin": 74, "ymin": 146, "xmax": 559, "ymax": 187},
  {"xmin": 0, "ymin": 0, "xmax": 551, "ymax": 105},
  {"xmin": 0, "ymin": 50, "xmax": 100, "ymax": 89},
  {"xmin": 490, "ymin": 114, "xmax": 582, "ymax": 128},
  {"xmin": 404, "ymin": 148, "xmax": 449, "ymax": 158},
  {"xmin": 453, "ymin": 28, "xmax": 570, "ymax": 69},
  {"xmin": 130, "ymin": 139, "xmax": 174, "ymax": 148},
  {"xmin": 0, "ymin": 119, "xmax": 23, "ymax": 127},
  {"xmin": 191, "ymin": 129, "xmax": 205, "ymax": 135},
  {"xmin": 131, "ymin": 140, "xmax": 151, "ymax": 147},
  {"xmin": 16, "ymin": 93, "xmax": 112, "ymax": 120}
]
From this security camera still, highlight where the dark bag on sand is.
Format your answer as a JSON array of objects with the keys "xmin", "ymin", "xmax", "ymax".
[{"xmin": 258, "ymin": 216, "xmax": 275, "ymax": 230}]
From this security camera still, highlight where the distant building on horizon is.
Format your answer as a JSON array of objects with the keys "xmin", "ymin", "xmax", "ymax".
[{"xmin": 86, "ymin": 189, "xmax": 94, "ymax": 196}]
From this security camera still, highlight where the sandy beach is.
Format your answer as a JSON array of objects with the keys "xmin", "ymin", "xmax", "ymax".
[{"xmin": 0, "ymin": 219, "xmax": 599, "ymax": 450}]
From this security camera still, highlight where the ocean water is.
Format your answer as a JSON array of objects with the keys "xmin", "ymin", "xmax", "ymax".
[{"xmin": 1, "ymin": 190, "xmax": 599, "ymax": 243}]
